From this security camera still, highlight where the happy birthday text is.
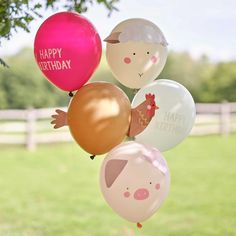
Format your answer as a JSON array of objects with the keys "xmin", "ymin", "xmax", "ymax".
[
  {"xmin": 157, "ymin": 112, "xmax": 186, "ymax": 134},
  {"xmin": 37, "ymin": 48, "xmax": 71, "ymax": 71}
]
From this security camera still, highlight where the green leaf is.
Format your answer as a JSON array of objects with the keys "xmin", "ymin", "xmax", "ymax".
[
  {"xmin": 33, "ymin": 3, "xmax": 42, "ymax": 9},
  {"xmin": 14, "ymin": 19, "xmax": 30, "ymax": 32}
]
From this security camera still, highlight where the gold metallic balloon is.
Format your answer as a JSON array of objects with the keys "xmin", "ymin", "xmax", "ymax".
[{"xmin": 67, "ymin": 82, "xmax": 131, "ymax": 155}]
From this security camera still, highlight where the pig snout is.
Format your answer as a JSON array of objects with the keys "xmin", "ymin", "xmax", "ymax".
[{"xmin": 134, "ymin": 188, "xmax": 149, "ymax": 200}]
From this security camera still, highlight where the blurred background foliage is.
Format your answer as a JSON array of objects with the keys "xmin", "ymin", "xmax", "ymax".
[
  {"xmin": 0, "ymin": 0, "xmax": 235, "ymax": 109},
  {"xmin": 0, "ymin": 48, "xmax": 235, "ymax": 109},
  {"xmin": 0, "ymin": 0, "xmax": 119, "ymax": 41},
  {"xmin": 0, "ymin": 0, "xmax": 119, "ymax": 67}
]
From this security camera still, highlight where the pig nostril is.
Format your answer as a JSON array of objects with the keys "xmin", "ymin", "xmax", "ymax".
[{"xmin": 134, "ymin": 188, "xmax": 149, "ymax": 200}]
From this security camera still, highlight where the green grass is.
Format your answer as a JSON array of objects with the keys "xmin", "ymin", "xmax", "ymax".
[{"xmin": 0, "ymin": 135, "xmax": 235, "ymax": 236}]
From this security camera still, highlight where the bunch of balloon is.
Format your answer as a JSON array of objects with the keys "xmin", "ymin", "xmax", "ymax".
[
  {"xmin": 34, "ymin": 13, "xmax": 161, "ymax": 159},
  {"xmin": 34, "ymin": 14, "xmax": 196, "ymax": 229},
  {"xmin": 100, "ymin": 18, "xmax": 196, "ymax": 228}
]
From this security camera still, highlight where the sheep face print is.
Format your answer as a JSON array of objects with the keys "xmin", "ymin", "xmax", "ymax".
[{"xmin": 105, "ymin": 18, "xmax": 168, "ymax": 89}]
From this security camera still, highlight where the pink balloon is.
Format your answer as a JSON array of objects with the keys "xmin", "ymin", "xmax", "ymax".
[{"xmin": 34, "ymin": 12, "xmax": 102, "ymax": 91}]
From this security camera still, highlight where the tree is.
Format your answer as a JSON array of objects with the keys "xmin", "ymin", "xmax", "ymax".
[
  {"xmin": 199, "ymin": 62, "xmax": 236, "ymax": 102},
  {"xmin": 1, "ymin": 48, "xmax": 235, "ymax": 109},
  {"xmin": 159, "ymin": 51, "xmax": 216, "ymax": 102},
  {"xmin": 0, "ymin": 48, "xmax": 70, "ymax": 109},
  {"xmin": 0, "ymin": 0, "xmax": 119, "ymax": 67}
]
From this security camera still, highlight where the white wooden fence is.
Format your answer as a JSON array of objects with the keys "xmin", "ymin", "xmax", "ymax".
[{"xmin": 0, "ymin": 103, "xmax": 236, "ymax": 150}]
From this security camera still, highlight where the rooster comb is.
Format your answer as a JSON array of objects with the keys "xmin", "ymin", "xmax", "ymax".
[{"xmin": 145, "ymin": 93, "xmax": 155, "ymax": 101}]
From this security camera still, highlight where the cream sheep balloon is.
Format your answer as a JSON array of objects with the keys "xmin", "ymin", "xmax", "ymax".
[
  {"xmin": 100, "ymin": 141, "xmax": 170, "ymax": 228},
  {"xmin": 105, "ymin": 18, "xmax": 168, "ymax": 89}
]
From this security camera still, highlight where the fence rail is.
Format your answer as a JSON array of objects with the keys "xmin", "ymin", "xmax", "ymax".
[{"xmin": 0, "ymin": 102, "xmax": 236, "ymax": 150}]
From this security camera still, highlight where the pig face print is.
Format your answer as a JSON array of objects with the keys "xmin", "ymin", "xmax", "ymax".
[{"xmin": 100, "ymin": 142, "xmax": 170, "ymax": 224}]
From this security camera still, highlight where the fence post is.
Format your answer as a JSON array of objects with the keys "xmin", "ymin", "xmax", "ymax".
[
  {"xmin": 26, "ymin": 108, "xmax": 36, "ymax": 151},
  {"xmin": 220, "ymin": 101, "xmax": 230, "ymax": 136}
]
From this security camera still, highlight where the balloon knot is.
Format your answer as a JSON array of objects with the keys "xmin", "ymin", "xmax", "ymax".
[
  {"xmin": 137, "ymin": 222, "xmax": 142, "ymax": 228},
  {"xmin": 69, "ymin": 91, "xmax": 74, "ymax": 97},
  {"xmin": 90, "ymin": 155, "xmax": 96, "ymax": 160}
]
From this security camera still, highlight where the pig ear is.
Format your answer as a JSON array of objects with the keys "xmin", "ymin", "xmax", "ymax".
[
  {"xmin": 104, "ymin": 32, "xmax": 121, "ymax": 44},
  {"xmin": 105, "ymin": 159, "xmax": 128, "ymax": 188}
]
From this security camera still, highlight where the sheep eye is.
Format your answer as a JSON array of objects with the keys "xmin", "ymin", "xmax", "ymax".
[
  {"xmin": 126, "ymin": 187, "xmax": 129, "ymax": 190},
  {"xmin": 147, "ymin": 51, "xmax": 150, "ymax": 54},
  {"xmin": 133, "ymin": 53, "xmax": 136, "ymax": 55},
  {"xmin": 149, "ymin": 182, "xmax": 152, "ymax": 184}
]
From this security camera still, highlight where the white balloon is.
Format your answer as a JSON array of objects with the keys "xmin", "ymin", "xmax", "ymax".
[
  {"xmin": 105, "ymin": 18, "xmax": 168, "ymax": 89},
  {"xmin": 132, "ymin": 79, "xmax": 196, "ymax": 152},
  {"xmin": 100, "ymin": 141, "xmax": 170, "ymax": 225}
]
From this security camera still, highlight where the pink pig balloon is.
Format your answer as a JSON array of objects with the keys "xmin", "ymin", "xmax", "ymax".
[
  {"xmin": 34, "ymin": 12, "xmax": 102, "ymax": 91},
  {"xmin": 100, "ymin": 141, "xmax": 170, "ymax": 228}
]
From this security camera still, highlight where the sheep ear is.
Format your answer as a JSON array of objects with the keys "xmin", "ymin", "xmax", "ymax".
[
  {"xmin": 105, "ymin": 159, "xmax": 128, "ymax": 188},
  {"xmin": 104, "ymin": 32, "xmax": 121, "ymax": 44}
]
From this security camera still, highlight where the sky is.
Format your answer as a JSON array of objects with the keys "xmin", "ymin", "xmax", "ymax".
[{"xmin": 0, "ymin": 0, "xmax": 235, "ymax": 62}]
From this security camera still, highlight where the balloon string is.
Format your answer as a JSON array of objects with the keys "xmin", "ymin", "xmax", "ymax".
[{"xmin": 69, "ymin": 91, "xmax": 74, "ymax": 97}]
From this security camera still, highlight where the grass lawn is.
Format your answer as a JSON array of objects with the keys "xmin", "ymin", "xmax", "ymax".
[{"xmin": 0, "ymin": 135, "xmax": 235, "ymax": 236}]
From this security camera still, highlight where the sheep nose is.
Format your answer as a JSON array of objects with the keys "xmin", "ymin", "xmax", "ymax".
[
  {"xmin": 134, "ymin": 188, "xmax": 149, "ymax": 200},
  {"xmin": 138, "ymin": 73, "xmax": 143, "ymax": 77}
]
